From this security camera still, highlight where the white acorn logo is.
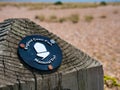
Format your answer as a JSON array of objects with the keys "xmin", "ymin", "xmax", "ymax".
[{"xmin": 34, "ymin": 42, "xmax": 50, "ymax": 60}]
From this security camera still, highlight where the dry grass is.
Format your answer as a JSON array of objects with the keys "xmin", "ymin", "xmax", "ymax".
[
  {"xmin": 0, "ymin": 2, "xmax": 51, "ymax": 10},
  {"xmin": 27, "ymin": 3, "xmax": 51, "ymax": 10},
  {"xmin": 68, "ymin": 14, "xmax": 79, "ymax": 23},
  {"xmin": 35, "ymin": 14, "xmax": 80, "ymax": 23},
  {"xmin": 58, "ymin": 17, "xmax": 67, "ymax": 23},
  {"xmin": 0, "ymin": 2, "xmax": 120, "ymax": 10},
  {"xmin": 109, "ymin": 2, "xmax": 120, "ymax": 6},
  {"xmin": 60, "ymin": 3, "xmax": 99, "ymax": 9},
  {"xmin": 84, "ymin": 15, "xmax": 94, "ymax": 22},
  {"xmin": 48, "ymin": 15, "xmax": 58, "ymax": 22},
  {"xmin": 100, "ymin": 15, "xmax": 107, "ymax": 19},
  {"xmin": 35, "ymin": 15, "xmax": 45, "ymax": 21},
  {"xmin": 113, "ymin": 10, "xmax": 119, "ymax": 14}
]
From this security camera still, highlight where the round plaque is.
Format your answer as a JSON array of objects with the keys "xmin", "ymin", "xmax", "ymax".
[{"xmin": 18, "ymin": 35, "xmax": 62, "ymax": 71}]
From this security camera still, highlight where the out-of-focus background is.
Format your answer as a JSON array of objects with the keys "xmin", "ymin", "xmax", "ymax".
[{"xmin": 0, "ymin": 0, "xmax": 120, "ymax": 90}]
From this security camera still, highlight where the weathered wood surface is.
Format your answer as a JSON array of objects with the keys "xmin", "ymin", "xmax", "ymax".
[{"xmin": 0, "ymin": 18, "xmax": 103, "ymax": 90}]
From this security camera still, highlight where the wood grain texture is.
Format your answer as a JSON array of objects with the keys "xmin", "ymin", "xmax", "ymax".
[{"xmin": 0, "ymin": 18, "xmax": 103, "ymax": 90}]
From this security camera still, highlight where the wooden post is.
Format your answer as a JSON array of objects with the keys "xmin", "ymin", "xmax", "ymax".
[{"xmin": 0, "ymin": 19, "xmax": 104, "ymax": 90}]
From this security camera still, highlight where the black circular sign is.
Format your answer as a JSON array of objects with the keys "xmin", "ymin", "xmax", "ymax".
[{"xmin": 18, "ymin": 35, "xmax": 62, "ymax": 71}]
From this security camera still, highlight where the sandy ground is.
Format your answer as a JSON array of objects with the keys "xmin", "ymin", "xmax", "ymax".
[{"xmin": 0, "ymin": 5, "xmax": 120, "ymax": 90}]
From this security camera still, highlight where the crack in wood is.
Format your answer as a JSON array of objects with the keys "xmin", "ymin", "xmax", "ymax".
[{"xmin": 0, "ymin": 18, "xmax": 103, "ymax": 90}]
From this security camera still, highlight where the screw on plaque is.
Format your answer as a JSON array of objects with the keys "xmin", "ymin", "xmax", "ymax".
[
  {"xmin": 20, "ymin": 43, "xmax": 25, "ymax": 49},
  {"xmin": 48, "ymin": 65, "xmax": 53, "ymax": 70}
]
